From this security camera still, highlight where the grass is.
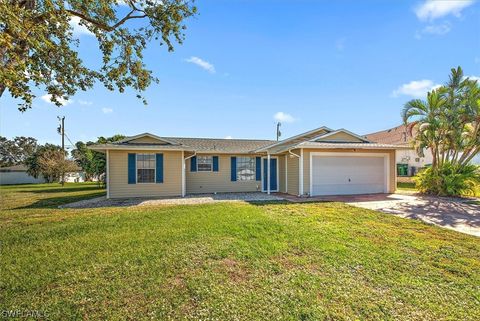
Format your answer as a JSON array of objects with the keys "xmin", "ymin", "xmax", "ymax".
[
  {"xmin": 1, "ymin": 184, "xmax": 479, "ymax": 320},
  {"xmin": 396, "ymin": 181, "xmax": 416, "ymax": 191}
]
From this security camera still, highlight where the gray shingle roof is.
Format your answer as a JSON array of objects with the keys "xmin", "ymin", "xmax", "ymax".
[{"xmin": 160, "ymin": 137, "xmax": 275, "ymax": 153}]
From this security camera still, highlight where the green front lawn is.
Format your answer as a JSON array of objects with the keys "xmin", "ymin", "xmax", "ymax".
[{"xmin": 1, "ymin": 184, "xmax": 479, "ymax": 320}]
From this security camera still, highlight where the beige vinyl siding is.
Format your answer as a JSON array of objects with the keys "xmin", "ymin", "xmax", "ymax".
[
  {"xmin": 278, "ymin": 155, "xmax": 286, "ymax": 193},
  {"xmin": 186, "ymin": 155, "xmax": 261, "ymax": 194},
  {"xmin": 286, "ymin": 151, "xmax": 299, "ymax": 195},
  {"xmin": 302, "ymin": 148, "xmax": 397, "ymax": 195},
  {"xmin": 315, "ymin": 132, "xmax": 364, "ymax": 143},
  {"xmin": 108, "ymin": 150, "xmax": 182, "ymax": 198}
]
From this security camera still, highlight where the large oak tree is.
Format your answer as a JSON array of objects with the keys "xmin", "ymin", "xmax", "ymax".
[{"xmin": 0, "ymin": 0, "xmax": 196, "ymax": 110}]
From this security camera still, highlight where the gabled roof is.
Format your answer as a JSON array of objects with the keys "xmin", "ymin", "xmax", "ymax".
[
  {"xmin": 116, "ymin": 133, "xmax": 180, "ymax": 145},
  {"xmin": 365, "ymin": 125, "xmax": 413, "ymax": 146},
  {"xmin": 309, "ymin": 129, "xmax": 371, "ymax": 143},
  {"xmin": 254, "ymin": 126, "xmax": 333, "ymax": 152},
  {"xmin": 163, "ymin": 137, "xmax": 274, "ymax": 153}
]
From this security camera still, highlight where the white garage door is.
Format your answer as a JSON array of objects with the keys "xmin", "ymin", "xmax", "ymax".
[{"xmin": 311, "ymin": 155, "xmax": 387, "ymax": 196}]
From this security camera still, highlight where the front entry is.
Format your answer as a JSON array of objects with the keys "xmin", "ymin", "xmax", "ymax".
[{"xmin": 262, "ymin": 158, "xmax": 278, "ymax": 192}]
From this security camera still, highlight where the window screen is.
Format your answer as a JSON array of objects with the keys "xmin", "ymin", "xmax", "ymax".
[
  {"xmin": 197, "ymin": 156, "xmax": 213, "ymax": 172},
  {"xmin": 137, "ymin": 153, "xmax": 155, "ymax": 183},
  {"xmin": 237, "ymin": 157, "xmax": 255, "ymax": 181}
]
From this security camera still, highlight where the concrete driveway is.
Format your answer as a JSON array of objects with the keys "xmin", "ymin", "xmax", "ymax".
[{"xmin": 344, "ymin": 193, "xmax": 479, "ymax": 237}]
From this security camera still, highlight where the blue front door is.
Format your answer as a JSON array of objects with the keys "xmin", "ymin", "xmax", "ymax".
[{"xmin": 263, "ymin": 158, "xmax": 278, "ymax": 191}]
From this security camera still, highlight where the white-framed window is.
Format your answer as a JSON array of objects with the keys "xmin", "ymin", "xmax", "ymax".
[
  {"xmin": 197, "ymin": 156, "xmax": 213, "ymax": 172},
  {"xmin": 137, "ymin": 153, "xmax": 155, "ymax": 183},
  {"xmin": 237, "ymin": 157, "xmax": 255, "ymax": 181}
]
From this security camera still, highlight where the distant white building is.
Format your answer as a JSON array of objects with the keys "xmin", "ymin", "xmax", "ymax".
[
  {"xmin": 365, "ymin": 125, "xmax": 433, "ymax": 179},
  {"xmin": 0, "ymin": 165, "xmax": 46, "ymax": 185}
]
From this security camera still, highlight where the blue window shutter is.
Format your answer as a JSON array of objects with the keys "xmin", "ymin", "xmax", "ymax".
[
  {"xmin": 230, "ymin": 157, "xmax": 237, "ymax": 181},
  {"xmin": 128, "ymin": 153, "xmax": 136, "ymax": 184},
  {"xmin": 156, "ymin": 154, "xmax": 164, "ymax": 183},
  {"xmin": 213, "ymin": 156, "xmax": 219, "ymax": 172},
  {"xmin": 255, "ymin": 157, "xmax": 261, "ymax": 181},
  {"xmin": 190, "ymin": 156, "xmax": 197, "ymax": 172}
]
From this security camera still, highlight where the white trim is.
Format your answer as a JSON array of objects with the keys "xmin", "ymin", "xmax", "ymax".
[
  {"xmin": 285, "ymin": 154, "xmax": 288, "ymax": 193},
  {"xmin": 261, "ymin": 156, "xmax": 280, "ymax": 193},
  {"xmin": 116, "ymin": 132, "xmax": 180, "ymax": 145},
  {"xmin": 195, "ymin": 155, "xmax": 213, "ymax": 172},
  {"xmin": 253, "ymin": 126, "xmax": 333, "ymax": 152},
  {"xmin": 308, "ymin": 129, "xmax": 371, "ymax": 143},
  {"xmin": 181, "ymin": 150, "xmax": 185, "ymax": 197},
  {"xmin": 299, "ymin": 149, "xmax": 304, "ymax": 196},
  {"xmin": 106, "ymin": 149, "xmax": 110, "ymax": 199},
  {"xmin": 136, "ymin": 153, "xmax": 156, "ymax": 184},
  {"xmin": 308, "ymin": 152, "xmax": 390, "ymax": 196},
  {"xmin": 267, "ymin": 154, "xmax": 271, "ymax": 194}
]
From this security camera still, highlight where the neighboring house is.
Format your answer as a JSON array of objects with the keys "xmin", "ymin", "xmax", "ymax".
[
  {"xmin": 365, "ymin": 125, "xmax": 433, "ymax": 178},
  {"xmin": 0, "ymin": 164, "xmax": 46, "ymax": 185},
  {"xmin": 63, "ymin": 170, "xmax": 86, "ymax": 183},
  {"xmin": 90, "ymin": 126, "xmax": 403, "ymax": 199}
]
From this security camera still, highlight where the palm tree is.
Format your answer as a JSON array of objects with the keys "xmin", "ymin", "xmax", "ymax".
[
  {"xmin": 403, "ymin": 67, "xmax": 480, "ymax": 170},
  {"xmin": 402, "ymin": 89, "xmax": 446, "ymax": 168}
]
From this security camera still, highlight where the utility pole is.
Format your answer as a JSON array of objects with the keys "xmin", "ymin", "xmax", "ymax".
[
  {"xmin": 58, "ymin": 116, "xmax": 65, "ymax": 187},
  {"xmin": 276, "ymin": 122, "xmax": 282, "ymax": 141}
]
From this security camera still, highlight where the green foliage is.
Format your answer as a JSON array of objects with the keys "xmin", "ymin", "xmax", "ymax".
[
  {"xmin": 25, "ymin": 143, "xmax": 68, "ymax": 182},
  {"xmin": 71, "ymin": 134, "xmax": 125, "ymax": 180},
  {"xmin": 0, "ymin": 0, "xmax": 197, "ymax": 110},
  {"xmin": 0, "ymin": 136, "xmax": 37, "ymax": 166},
  {"xmin": 1, "ymin": 184, "xmax": 479, "ymax": 320},
  {"xmin": 402, "ymin": 67, "xmax": 480, "ymax": 195},
  {"xmin": 414, "ymin": 162, "xmax": 480, "ymax": 196}
]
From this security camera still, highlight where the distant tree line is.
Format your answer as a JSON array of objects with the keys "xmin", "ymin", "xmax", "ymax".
[{"xmin": 1, "ymin": 134, "xmax": 124, "ymax": 184}]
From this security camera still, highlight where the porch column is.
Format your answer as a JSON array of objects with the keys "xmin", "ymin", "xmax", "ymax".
[
  {"xmin": 299, "ymin": 149, "xmax": 304, "ymax": 196},
  {"xmin": 181, "ymin": 151, "xmax": 186, "ymax": 197},
  {"xmin": 267, "ymin": 153, "xmax": 271, "ymax": 195}
]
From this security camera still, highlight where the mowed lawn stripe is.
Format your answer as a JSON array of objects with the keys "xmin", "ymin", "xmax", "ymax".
[{"xmin": 1, "ymin": 184, "xmax": 479, "ymax": 320}]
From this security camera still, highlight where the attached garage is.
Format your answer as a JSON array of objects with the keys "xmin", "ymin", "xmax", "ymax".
[{"xmin": 309, "ymin": 152, "xmax": 390, "ymax": 196}]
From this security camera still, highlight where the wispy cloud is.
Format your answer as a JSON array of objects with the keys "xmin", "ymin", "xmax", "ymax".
[
  {"xmin": 415, "ymin": 22, "xmax": 452, "ymax": 38},
  {"xmin": 273, "ymin": 112, "xmax": 296, "ymax": 123},
  {"xmin": 185, "ymin": 56, "xmax": 216, "ymax": 73},
  {"xmin": 335, "ymin": 37, "xmax": 346, "ymax": 51},
  {"xmin": 392, "ymin": 80, "xmax": 441, "ymax": 98},
  {"xmin": 78, "ymin": 100, "xmax": 93, "ymax": 106},
  {"xmin": 40, "ymin": 94, "xmax": 73, "ymax": 106},
  {"xmin": 414, "ymin": 0, "xmax": 475, "ymax": 21},
  {"xmin": 69, "ymin": 16, "xmax": 94, "ymax": 37},
  {"xmin": 224, "ymin": 135, "xmax": 233, "ymax": 139},
  {"xmin": 102, "ymin": 107, "xmax": 113, "ymax": 114}
]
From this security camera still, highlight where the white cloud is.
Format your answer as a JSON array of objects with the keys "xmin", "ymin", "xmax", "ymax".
[
  {"xmin": 414, "ymin": 0, "xmax": 474, "ymax": 21},
  {"xmin": 69, "ymin": 16, "xmax": 94, "ymax": 37},
  {"xmin": 78, "ymin": 100, "xmax": 93, "ymax": 105},
  {"xmin": 392, "ymin": 80, "xmax": 441, "ymax": 98},
  {"xmin": 464, "ymin": 75, "xmax": 480, "ymax": 81},
  {"xmin": 415, "ymin": 22, "xmax": 451, "ymax": 39},
  {"xmin": 102, "ymin": 107, "xmax": 113, "ymax": 114},
  {"xmin": 224, "ymin": 135, "xmax": 233, "ymax": 139},
  {"xmin": 185, "ymin": 56, "xmax": 216, "ymax": 73},
  {"xmin": 40, "ymin": 94, "xmax": 73, "ymax": 106},
  {"xmin": 273, "ymin": 112, "xmax": 295, "ymax": 123}
]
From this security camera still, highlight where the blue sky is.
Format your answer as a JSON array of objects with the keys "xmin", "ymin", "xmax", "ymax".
[{"xmin": 1, "ymin": 0, "xmax": 479, "ymax": 151}]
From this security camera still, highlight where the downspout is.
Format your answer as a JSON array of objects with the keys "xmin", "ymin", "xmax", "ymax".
[
  {"xmin": 183, "ymin": 151, "xmax": 197, "ymax": 197},
  {"xmin": 106, "ymin": 149, "xmax": 110, "ymax": 199}
]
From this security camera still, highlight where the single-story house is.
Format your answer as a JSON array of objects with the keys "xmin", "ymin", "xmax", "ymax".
[
  {"xmin": 90, "ymin": 126, "xmax": 404, "ymax": 199},
  {"xmin": 365, "ymin": 124, "xmax": 433, "ymax": 178},
  {"xmin": 0, "ymin": 164, "xmax": 46, "ymax": 185}
]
